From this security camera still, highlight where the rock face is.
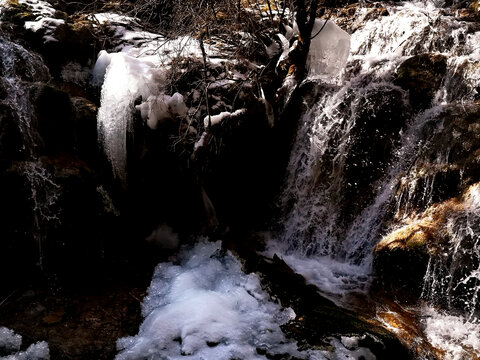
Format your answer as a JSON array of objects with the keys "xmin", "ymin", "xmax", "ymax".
[
  {"xmin": 375, "ymin": 102, "xmax": 480, "ymax": 304},
  {"xmin": 394, "ymin": 53, "xmax": 448, "ymax": 109}
]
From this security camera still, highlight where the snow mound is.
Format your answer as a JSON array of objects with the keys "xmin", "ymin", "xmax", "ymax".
[
  {"xmin": 0, "ymin": 328, "xmax": 21, "ymax": 353},
  {"xmin": 0, "ymin": 327, "xmax": 49, "ymax": 360},
  {"xmin": 136, "ymin": 93, "xmax": 188, "ymax": 130},
  {"xmin": 17, "ymin": 0, "xmax": 65, "ymax": 43},
  {"xmin": 115, "ymin": 241, "xmax": 300, "ymax": 360}
]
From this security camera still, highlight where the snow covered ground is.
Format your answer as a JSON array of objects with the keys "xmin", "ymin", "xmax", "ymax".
[
  {"xmin": 115, "ymin": 241, "xmax": 376, "ymax": 360},
  {"xmin": 0, "ymin": 327, "xmax": 49, "ymax": 360}
]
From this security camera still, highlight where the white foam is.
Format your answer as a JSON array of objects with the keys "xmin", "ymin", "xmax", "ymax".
[{"xmin": 422, "ymin": 306, "xmax": 480, "ymax": 359}]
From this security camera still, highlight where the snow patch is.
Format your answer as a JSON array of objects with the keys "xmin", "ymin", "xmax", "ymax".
[
  {"xmin": 203, "ymin": 108, "xmax": 246, "ymax": 128},
  {"xmin": 136, "ymin": 93, "xmax": 188, "ymax": 130},
  {"xmin": 0, "ymin": 328, "xmax": 22, "ymax": 353},
  {"xmin": 115, "ymin": 241, "xmax": 300, "ymax": 359},
  {"xmin": 0, "ymin": 327, "xmax": 49, "ymax": 360}
]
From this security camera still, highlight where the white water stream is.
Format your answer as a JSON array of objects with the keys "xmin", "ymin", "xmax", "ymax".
[{"xmin": 266, "ymin": 1, "xmax": 480, "ymax": 358}]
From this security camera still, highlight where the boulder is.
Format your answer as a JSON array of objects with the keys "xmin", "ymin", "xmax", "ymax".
[{"xmin": 374, "ymin": 183, "xmax": 479, "ymax": 307}]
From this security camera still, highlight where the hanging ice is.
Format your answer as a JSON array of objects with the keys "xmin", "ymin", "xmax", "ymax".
[
  {"xmin": 307, "ymin": 19, "xmax": 350, "ymax": 79},
  {"xmin": 95, "ymin": 51, "xmax": 166, "ymax": 184}
]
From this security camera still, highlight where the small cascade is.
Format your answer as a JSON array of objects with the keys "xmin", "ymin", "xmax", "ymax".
[
  {"xmin": 21, "ymin": 161, "xmax": 61, "ymax": 270},
  {"xmin": 0, "ymin": 36, "xmax": 49, "ymax": 157},
  {"xmin": 421, "ymin": 184, "xmax": 480, "ymax": 318},
  {"xmin": 0, "ymin": 34, "xmax": 61, "ymax": 269},
  {"xmin": 272, "ymin": 0, "xmax": 480, "ymax": 320}
]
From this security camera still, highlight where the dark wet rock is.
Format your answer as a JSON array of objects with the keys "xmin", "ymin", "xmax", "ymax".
[
  {"xmin": 0, "ymin": 285, "xmax": 145, "ymax": 360},
  {"xmin": 33, "ymin": 85, "xmax": 75, "ymax": 155},
  {"xmin": 0, "ymin": 36, "xmax": 50, "ymax": 83},
  {"xmin": 374, "ymin": 221, "xmax": 432, "ymax": 297},
  {"xmin": 375, "ymin": 181, "xmax": 480, "ymax": 313},
  {"xmin": 394, "ymin": 53, "xmax": 448, "ymax": 109},
  {"xmin": 310, "ymin": 84, "xmax": 410, "ymax": 228},
  {"xmin": 395, "ymin": 101, "xmax": 480, "ymax": 215},
  {"xmin": 70, "ymin": 96, "xmax": 98, "ymax": 164},
  {"xmin": 0, "ymin": 103, "xmax": 24, "ymax": 161},
  {"xmin": 224, "ymin": 232, "xmax": 413, "ymax": 360},
  {"xmin": 375, "ymin": 102, "xmax": 480, "ymax": 301}
]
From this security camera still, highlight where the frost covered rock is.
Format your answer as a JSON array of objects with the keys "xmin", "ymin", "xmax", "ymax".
[{"xmin": 306, "ymin": 19, "xmax": 351, "ymax": 79}]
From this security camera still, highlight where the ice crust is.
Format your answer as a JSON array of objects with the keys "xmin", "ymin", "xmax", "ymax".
[{"xmin": 115, "ymin": 241, "xmax": 299, "ymax": 359}]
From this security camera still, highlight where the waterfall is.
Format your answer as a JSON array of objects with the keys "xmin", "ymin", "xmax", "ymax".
[
  {"xmin": 0, "ymin": 35, "xmax": 61, "ymax": 270},
  {"xmin": 270, "ymin": 0, "xmax": 480, "ymax": 325}
]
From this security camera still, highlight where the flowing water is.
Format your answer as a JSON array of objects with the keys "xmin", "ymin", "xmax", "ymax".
[
  {"xmin": 0, "ymin": 34, "xmax": 61, "ymax": 270},
  {"xmin": 267, "ymin": 1, "xmax": 480, "ymax": 358},
  {"xmin": 3, "ymin": 0, "xmax": 479, "ymax": 357}
]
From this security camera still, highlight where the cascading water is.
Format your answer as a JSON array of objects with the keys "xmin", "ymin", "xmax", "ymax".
[
  {"xmin": 268, "ymin": 0, "xmax": 480, "ymax": 357},
  {"xmin": 0, "ymin": 33, "xmax": 61, "ymax": 270}
]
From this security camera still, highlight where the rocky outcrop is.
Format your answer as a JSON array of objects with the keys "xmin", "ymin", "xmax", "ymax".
[
  {"xmin": 396, "ymin": 101, "xmax": 480, "ymax": 215},
  {"xmin": 225, "ymin": 232, "xmax": 413, "ymax": 360},
  {"xmin": 375, "ymin": 182, "xmax": 480, "ymax": 311}
]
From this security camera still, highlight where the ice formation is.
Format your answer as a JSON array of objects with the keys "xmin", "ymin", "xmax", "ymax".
[
  {"xmin": 115, "ymin": 241, "xmax": 375, "ymax": 360},
  {"xmin": 306, "ymin": 19, "xmax": 351, "ymax": 79},
  {"xmin": 93, "ymin": 14, "xmax": 207, "ymax": 183},
  {"xmin": 95, "ymin": 50, "xmax": 167, "ymax": 182},
  {"xmin": 136, "ymin": 93, "xmax": 188, "ymax": 130},
  {"xmin": 0, "ymin": 328, "xmax": 22, "ymax": 353},
  {"xmin": 115, "ymin": 241, "xmax": 298, "ymax": 359},
  {"xmin": 0, "ymin": 327, "xmax": 49, "ymax": 360}
]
